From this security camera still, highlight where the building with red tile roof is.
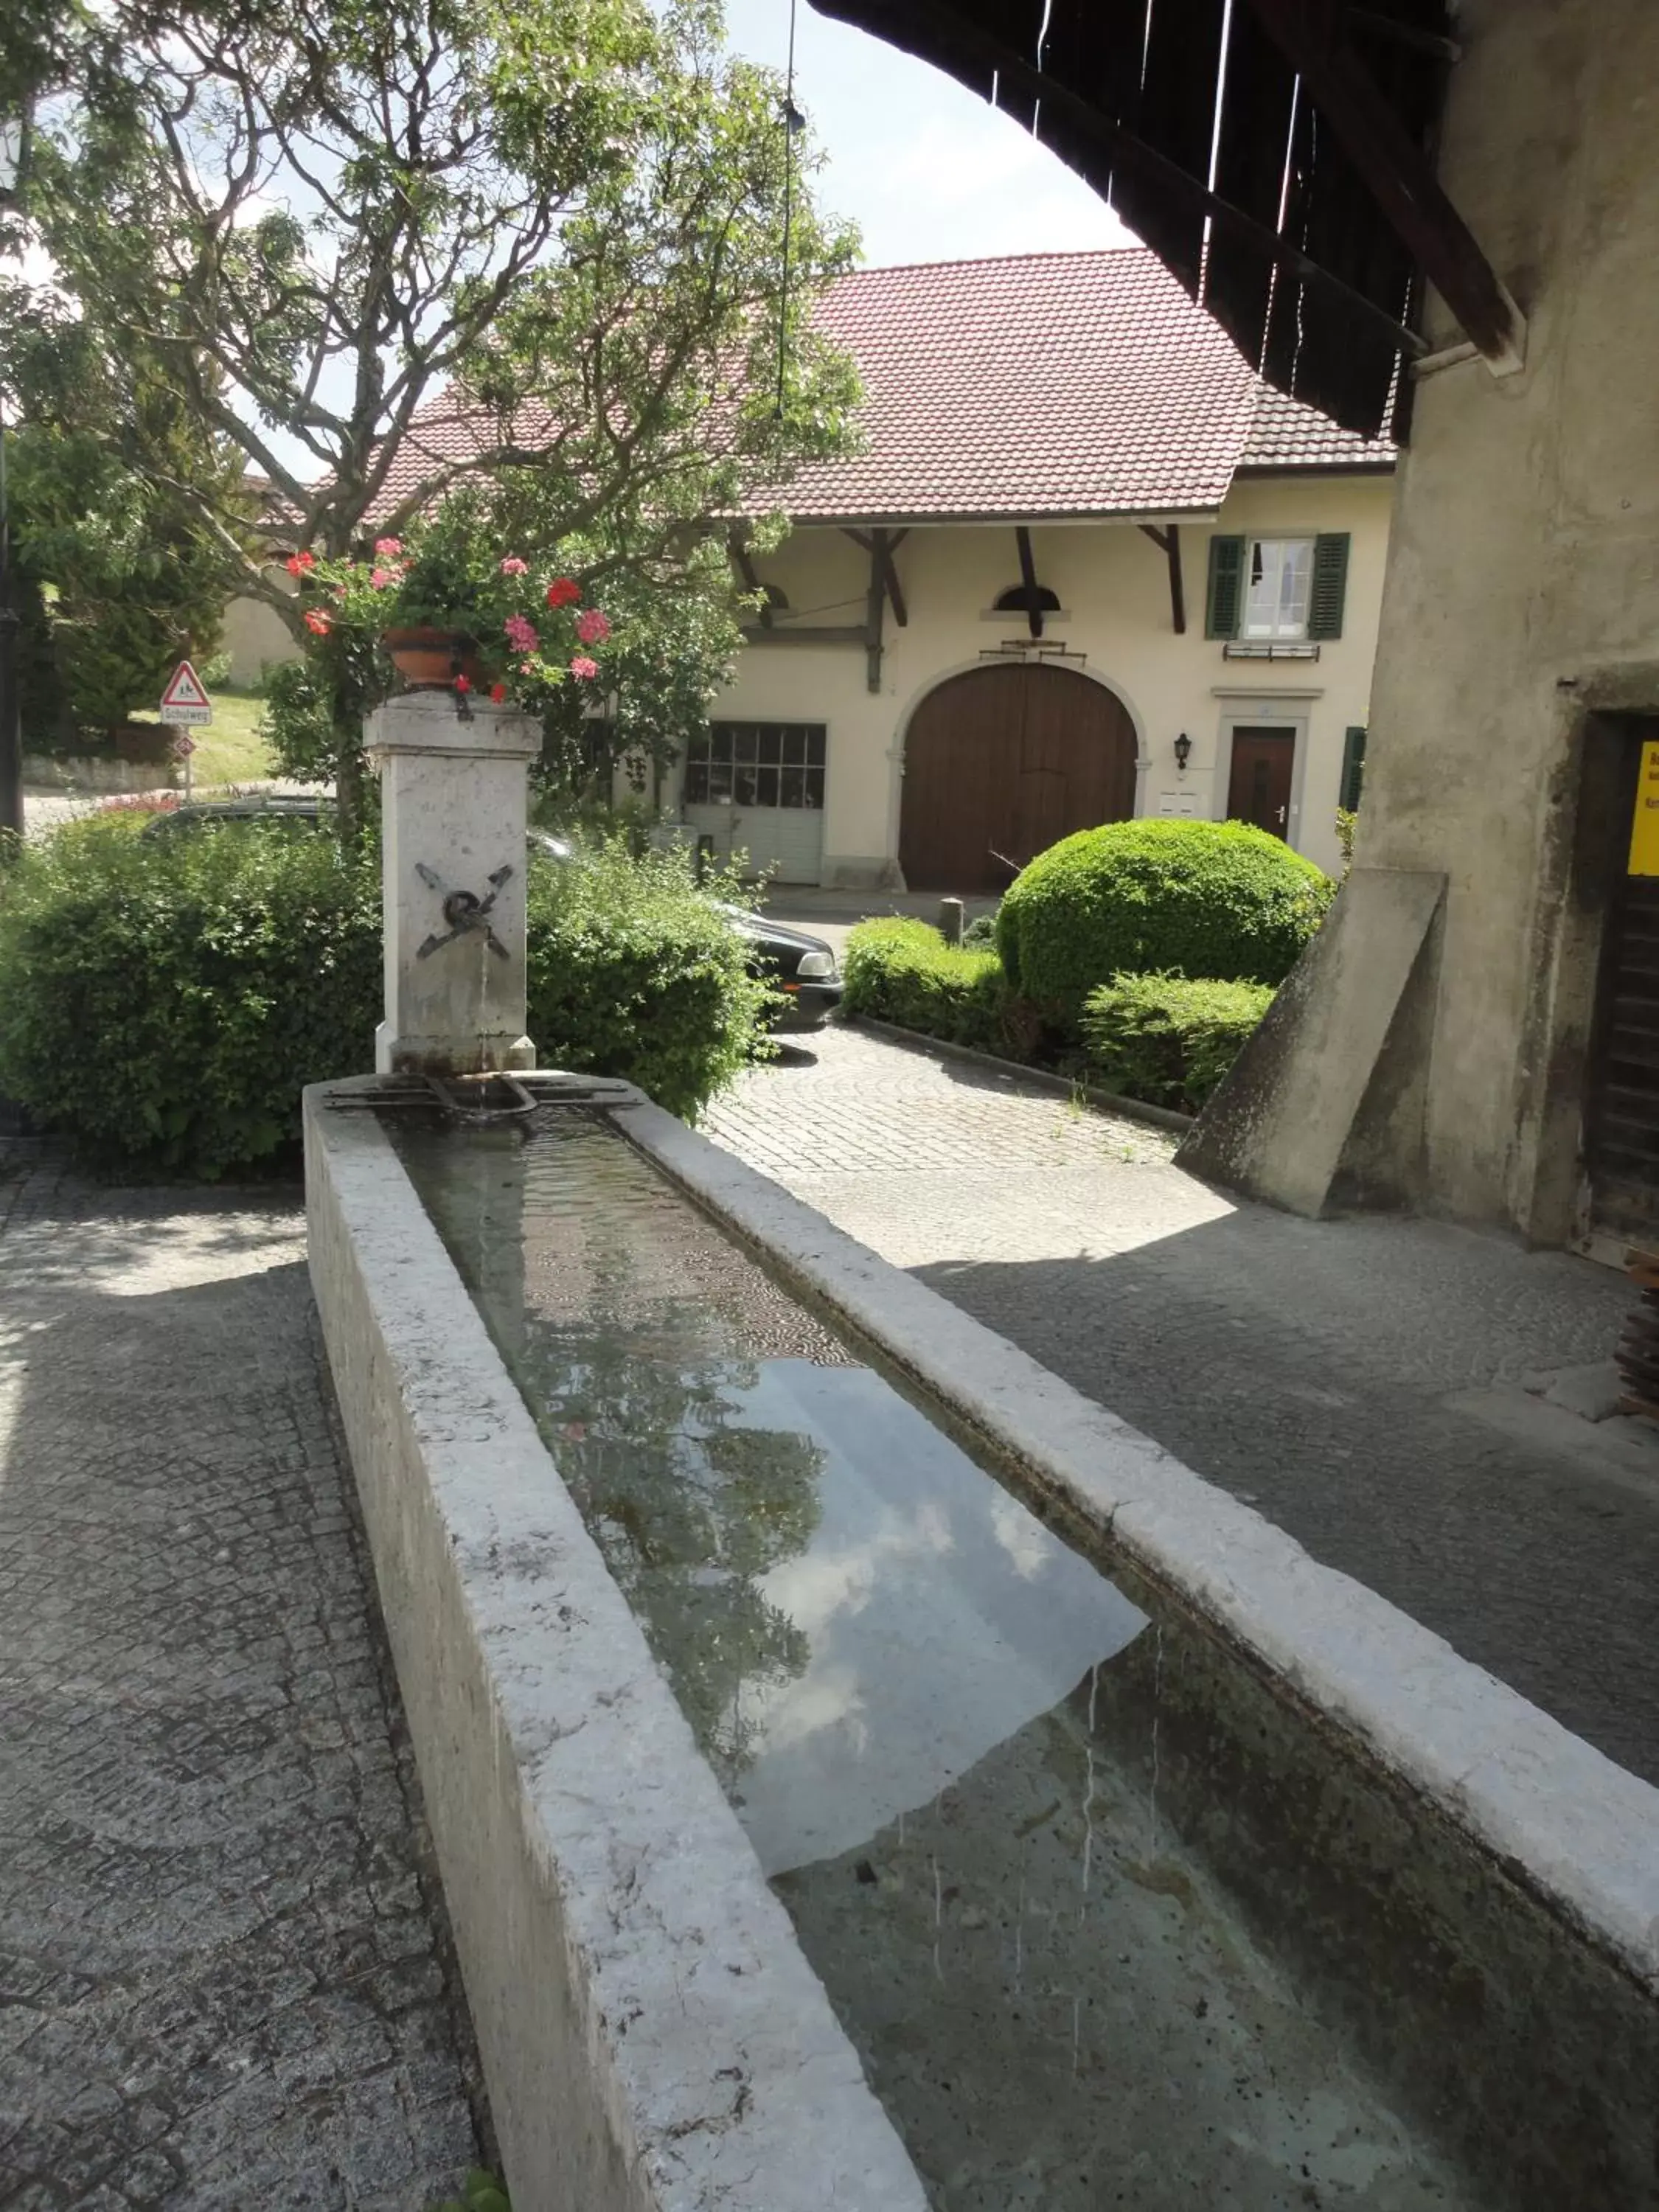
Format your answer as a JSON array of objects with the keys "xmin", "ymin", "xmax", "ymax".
[{"xmin": 237, "ymin": 248, "xmax": 1395, "ymax": 885}]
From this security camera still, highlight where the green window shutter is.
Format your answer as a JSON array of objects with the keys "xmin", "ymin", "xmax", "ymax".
[
  {"xmin": 1308, "ymin": 533, "xmax": 1351, "ymax": 639},
  {"xmin": 1205, "ymin": 535, "xmax": 1246, "ymax": 639},
  {"xmin": 1340, "ymin": 725, "xmax": 1367, "ymax": 812}
]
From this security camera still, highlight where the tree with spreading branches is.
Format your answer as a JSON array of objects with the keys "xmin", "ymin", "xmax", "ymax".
[{"xmin": 4, "ymin": 0, "xmax": 859, "ymax": 804}]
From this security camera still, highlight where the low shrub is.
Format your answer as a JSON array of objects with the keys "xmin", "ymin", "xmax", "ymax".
[
  {"xmin": 0, "ymin": 824, "xmax": 770, "ymax": 1175},
  {"xmin": 998, "ymin": 818, "xmax": 1332, "ymax": 1032},
  {"xmin": 842, "ymin": 918, "xmax": 1020, "ymax": 1056},
  {"xmin": 524, "ymin": 840, "xmax": 772, "ymax": 1120},
  {"xmin": 430, "ymin": 2169, "xmax": 510, "ymax": 2212},
  {"xmin": 1080, "ymin": 972, "xmax": 1275, "ymax": 1113},
  {"xmin": 0, "ymin": 814, "xmax": 380, "ymax": 1175}
]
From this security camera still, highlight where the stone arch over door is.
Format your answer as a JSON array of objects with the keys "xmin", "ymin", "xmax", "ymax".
[{"xmin": 899, "ymin": 663, "xmax": 1139, "ymax": 892}]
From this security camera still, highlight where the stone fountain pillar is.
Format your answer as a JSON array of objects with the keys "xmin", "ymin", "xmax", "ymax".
[{"xmin": 364, "ymin": 691, "xmax": 541, "ymax": 1075}]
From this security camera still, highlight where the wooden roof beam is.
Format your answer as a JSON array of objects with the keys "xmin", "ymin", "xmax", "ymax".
[
  {"xmin": 1242, "ymin": 0, "xmax": 1525, "ymax": 375},
  {"xmin": 726, "ymin": 529, "xmax": 773, "ymax": 627},
  {"xmin": 1138, "ymin": 522, "xmax": 1187, "ymax": 635},
  {"xmin": 815, "ymin": 0, "xmax": 1429, "ymax": 363}
]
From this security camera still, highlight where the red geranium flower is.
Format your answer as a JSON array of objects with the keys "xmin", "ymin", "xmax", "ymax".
[
  {"xmin": 285, "ymin": 550, "xmax": 316, "ymax": 576},
  {"xmin": 454, "ymin": 673, "xmax": 472, "ymax": 694},
  {"xmin": 546, "ymin": 577, "xmax": 580, "ymax": 609},
  {"xmin": 490, "ymin": 682, "xmax": 506, "ymax": 703},
  {"xmin": 303, "ymin": 608, "xmax": 332, "ymax": 635}
]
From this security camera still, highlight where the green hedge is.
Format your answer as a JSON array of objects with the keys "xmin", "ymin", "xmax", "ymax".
[
  {"xmin": 0, "ymin": 821, "xmax": 768, "ymax": 1175},
  {"xmin": 0, "ymin": 815, "xmax": 381, "ymax": 1175},
  {"xmin": 1081, "ymin": 972, "xmax": 1274, "ymax": 1113},
  {"xmin": 998, "ymin": 818, "xmax": 1332, "ymax": 1031},
  {"xmin": 842, "ymin": 918, "xmax": 1018, "ymax": 1056},
  {"xmin": 524, "ymin": 842, "xmax": 771, "ymax": 1120}
]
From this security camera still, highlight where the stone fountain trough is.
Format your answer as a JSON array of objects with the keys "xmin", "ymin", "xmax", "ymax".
[{"xmin": 305, "ymin": 697, "xmax": 1659, "ymax": 2212}]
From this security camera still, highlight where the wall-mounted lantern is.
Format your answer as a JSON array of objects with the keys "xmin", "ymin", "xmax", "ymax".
[{"xmin": 1173, "ymin": 731, "xmax": 1192, "ymax": 773}]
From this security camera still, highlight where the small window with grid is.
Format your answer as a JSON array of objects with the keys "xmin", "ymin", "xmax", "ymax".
[{"xmin": 684, "ymin": 723, "xmax": 827, "ymax": 808}]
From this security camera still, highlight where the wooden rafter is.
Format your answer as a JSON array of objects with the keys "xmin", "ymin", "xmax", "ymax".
[
  {"xmin": 1013, "ymin": 526, "xmax": 1044, "ymax": 641},
  {"xmin": 726, "ymin": 529, "xmax": 773, "ymax": 627},
  {"xmin": 844, "ymin": 526, "xmax": 908, "ymax": 691},
  {"xmin": 816, "ymin": 0, "xmax": 1429, "ymax": 363},
  {"xmin": 1137, "ymin": 522, "xmax": 1186, "ymax": 635},
  {"xmin": 1240, "ymin": 0, "xmax": 1524, "ymax": 373},
  {"xmin": 843, "ymin": 526, "xmax": 909, "ymax": 630}
]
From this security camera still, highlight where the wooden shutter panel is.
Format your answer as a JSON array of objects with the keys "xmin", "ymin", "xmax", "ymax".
[
  {"xmin": 1340, "ymin": 725, "xmax": 1367, "ymax": 811},
  {"xmin": 1308, "ymin": 534, "xmax": 1351, "ymax": 640},
  {"xmin": 1205, "ymin": 535, "xmax": 1245, "ymax": 639}
]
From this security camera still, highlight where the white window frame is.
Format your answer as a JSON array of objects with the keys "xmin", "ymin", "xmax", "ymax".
[{"xmin": 1241, "ymin": 536, "xmax": 1317, "ymax": 642}]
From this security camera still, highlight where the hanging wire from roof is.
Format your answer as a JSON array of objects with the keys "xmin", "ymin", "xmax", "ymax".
[{"xmin": 774, "ymin": 0, "xmax": 804, "ymax": 420}]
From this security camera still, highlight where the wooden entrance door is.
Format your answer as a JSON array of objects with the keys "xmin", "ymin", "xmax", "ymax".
[
  {"xmin": 1585, "ymin": 726, "xmax": 1659, "ymax": 1247},
  {"xmin": 900, "ymin": 664, "xmax": 1138, "ymax": 892},
  {"xmin": 1227, "ymin": 727, "xmax": 1296, "ymax": 839}
]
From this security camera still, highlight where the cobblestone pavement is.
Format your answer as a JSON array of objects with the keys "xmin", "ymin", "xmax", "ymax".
[
  {"xmin": 707, "ymin": 1024, "xmax": 1659, "ymax": 1785},
  {"xmin": 0, "ymin": 1152, "xmax": 481, "ymax": 2210}
]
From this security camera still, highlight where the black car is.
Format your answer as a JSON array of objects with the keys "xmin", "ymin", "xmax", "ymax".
[{"xmin": 139, "ymin": 799, "xmax": 844, "ymax": 1031}]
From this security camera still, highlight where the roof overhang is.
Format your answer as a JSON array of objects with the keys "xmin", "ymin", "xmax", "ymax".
[{"xmin": 809, "ymin": 0, "xmax": 1526, "ymax": 443}]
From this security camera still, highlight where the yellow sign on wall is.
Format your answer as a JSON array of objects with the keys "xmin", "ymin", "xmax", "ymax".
[{"xmin": 1630, "ymin": 740, "xmax": 1659, "ymax": 875}]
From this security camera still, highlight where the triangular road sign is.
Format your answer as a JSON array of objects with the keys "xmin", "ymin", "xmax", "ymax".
[{"xmin": 161, "ymin": 660, "xmax": 210, "ymax": 710}]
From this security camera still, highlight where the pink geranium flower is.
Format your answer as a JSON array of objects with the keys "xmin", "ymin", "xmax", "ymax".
[
  {"xmin": 499, "ymin": 556, "xmax": 529, "ymax": 576},
  {"xmin": 374, "ymin": 536, "xmax": 404, "ymax": 556},
  {"xmin": 504, "ymin": 613, "xmax": 539, "ymax": 652},
  {"xmin": 369, "ymin": 567, "xmax": 394, "ymax": 588},
  {"xmin": 569, "ymin": 655, "xmax": 599, "ymax": 680},
  {"xmin": 574, "ymin": 608, "xmax": 610, "ymax": 645}
]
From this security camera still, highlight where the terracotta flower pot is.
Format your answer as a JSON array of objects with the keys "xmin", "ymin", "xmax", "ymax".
[{"xmin": 380, "ymin": 627, "xmax": 486, "ymax": 690}]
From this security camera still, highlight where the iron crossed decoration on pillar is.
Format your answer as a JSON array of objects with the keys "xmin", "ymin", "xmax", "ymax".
[{"xmin": 414, "ymin": 861, "xmax": 515, "ymax": 961}]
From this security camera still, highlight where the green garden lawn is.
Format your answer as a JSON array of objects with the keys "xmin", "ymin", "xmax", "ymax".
[{"xmin": 125, "ymin": 686, "xmax": 276, "ymax": 786}]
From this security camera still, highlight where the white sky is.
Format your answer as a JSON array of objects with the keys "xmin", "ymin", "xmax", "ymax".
[{"xmin": 726, "ymin": 0, "xmax": 1136, "ymax": 265}]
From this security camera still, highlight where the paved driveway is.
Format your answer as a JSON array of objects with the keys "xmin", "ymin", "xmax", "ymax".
[{"xmin": 706, "ymin": 1023, "xmax": 1659, "ymax": 1785}]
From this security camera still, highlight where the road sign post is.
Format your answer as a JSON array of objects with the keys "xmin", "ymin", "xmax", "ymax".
[{"xmin": 159, "ymin": 661, "xmax": 212, "ymax": 804}]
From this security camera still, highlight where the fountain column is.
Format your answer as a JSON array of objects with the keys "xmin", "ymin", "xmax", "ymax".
[{"xmin": 364, "ymin": 691, "xmax": 541, "ymax": 1075}]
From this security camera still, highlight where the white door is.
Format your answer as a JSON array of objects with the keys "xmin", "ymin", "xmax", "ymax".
[{"xmin": 683, "ymin": 722, "xmax": 827, "ymax": 885}]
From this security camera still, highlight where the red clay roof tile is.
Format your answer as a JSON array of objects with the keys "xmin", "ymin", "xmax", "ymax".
[{"xmin": 349, "ymin": 248, "xmax": 1392, "ymax": 528}]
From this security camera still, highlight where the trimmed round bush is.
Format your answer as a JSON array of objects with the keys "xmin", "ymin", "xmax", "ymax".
[
  {"xmin": 1082, "ymin": 972, "xmax": 1275, "ymax": 1113},
  {"xmin": 0, "ymin": 820, "xmax": 768, "ymax": 1175},
  {"xmin": 997, "ymin": 818, "xmax": 1332, "ymax": 1028}
]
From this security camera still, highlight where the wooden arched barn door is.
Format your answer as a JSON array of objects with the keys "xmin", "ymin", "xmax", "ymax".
[{"xmin": 899, "ymin": 664, "xmax": 1138, "ymax": 892}]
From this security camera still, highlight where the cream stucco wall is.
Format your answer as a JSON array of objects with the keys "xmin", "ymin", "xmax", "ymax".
[
  {"xmin": 698, "ymin": 472, "xmax": 1394, "ymax": 888},
  {"xmin": 223, "ymin": 589, "xmax": 302, "ymax": 690}
]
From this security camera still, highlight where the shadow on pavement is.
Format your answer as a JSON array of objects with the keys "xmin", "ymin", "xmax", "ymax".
[{"xmin": 911, "ymin": 1224, "xmax": 1659, "ymax": 1788}]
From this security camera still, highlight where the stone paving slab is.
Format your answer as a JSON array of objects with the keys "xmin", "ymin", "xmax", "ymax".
[
  {"xmin": 0, "ymin": 1152, "xmax": 481, "ymax": 2211},
  {"xmin": 706, "ymin": 1025, "xmax": 1659, "ymax": 1787}
]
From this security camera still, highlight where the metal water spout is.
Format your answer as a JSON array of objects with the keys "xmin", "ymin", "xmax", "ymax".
[{"xmin": 364, "ymin": 689, "xmax": 541, "ymax": 1075}]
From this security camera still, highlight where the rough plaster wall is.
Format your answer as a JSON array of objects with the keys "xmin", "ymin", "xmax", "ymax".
[
  {"xmin": 1357, "ymin": 0, "xmax": 1659, "ymax": 1229},
  {"xmin": 221, "ymin": 586, "xmax": 301, "ymax": 689}
]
